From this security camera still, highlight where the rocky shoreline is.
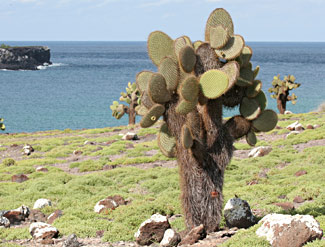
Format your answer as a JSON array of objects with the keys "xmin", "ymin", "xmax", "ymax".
[{"xmin": 0, "ymin": 46, "xmax": 51, "ymax": 70}]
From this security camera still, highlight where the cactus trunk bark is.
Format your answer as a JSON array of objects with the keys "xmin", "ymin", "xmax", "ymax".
[
  {"xmin": 128, "ymin": 102, "xmax": 136, "ymax": 125},
  {"xmin": 165, "ymin": 98, "xmax": 233, "ymax": 233},
  {"xmin": 277, "ymin": 91, "xmax": 288, "ymax": 114}
]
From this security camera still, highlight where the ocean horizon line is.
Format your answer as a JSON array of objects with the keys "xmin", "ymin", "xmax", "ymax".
[{"xmin": 2, "ymin": 40, "xmax": 325, "ymax": 43}]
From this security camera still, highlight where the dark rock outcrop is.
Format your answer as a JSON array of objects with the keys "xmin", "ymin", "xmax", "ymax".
[{"xmin": 0, "ymin": 46, "xmax": 51, "ymax": 70}]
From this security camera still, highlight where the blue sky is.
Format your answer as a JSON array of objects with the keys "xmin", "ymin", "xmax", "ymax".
[{"xmin": 1, "ymin": 0, "xmax": 324, "ymax": 42}]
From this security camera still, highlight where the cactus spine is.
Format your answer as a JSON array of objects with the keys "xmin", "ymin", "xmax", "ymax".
[
  {"xmin": 110, "ymin": 82, "xmax": 140, "ymax": 125},
  {"xmin": 134, "ymin": 8, "xmax": 278, "ymax": 233},
  {"xmin": 269, "ymin": 74, "xmax": 300, "ymax": 114}
]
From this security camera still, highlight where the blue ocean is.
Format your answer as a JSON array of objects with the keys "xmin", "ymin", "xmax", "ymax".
[{"xmin": 0, "ymin": 41, "xmax": 324, "ymax": 133}]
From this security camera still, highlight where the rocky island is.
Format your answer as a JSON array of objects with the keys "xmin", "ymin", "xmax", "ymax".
[{"xmin": 0, "ymin": 46, "xmax": 52, "ymax": 70}]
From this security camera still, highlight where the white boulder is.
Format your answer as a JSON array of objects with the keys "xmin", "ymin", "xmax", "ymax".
[{"xmin": 33, "ymin": 198, "xmax": 52, "ymax": 209}]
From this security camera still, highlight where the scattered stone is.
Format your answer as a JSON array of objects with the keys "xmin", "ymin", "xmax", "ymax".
[
  {"xmin": 286, "ymin": 131, "xmax": 300, "ymax": 138},
  {"xmin": 63, "ymin": 234, "xmax": 81, "ymax": 247},
  {"xmin": 134, "ymin": 213, "xmax": 170, "ymax": 246},
  {"xmin": 73, "ymin": 150, "xmax": 83, "ymax": 155},
  {"xmin": 293, "ymin": 196, "xmax": 305, "ymax": 203},
  {"xmin": 286, "ymin": 121, "xmax": 299, "ymax": 131},
  {"xmin": 29, "ymin": 222, "xmax": 59, "ymax": 242},
  {"xmin": 10, "ymin": 143, "xmax": 19, "ymax": 148},
  {"xmin": 295, "ymin": 170, "xmax": 307, "ymax": 177},
  {"xmin": 23, "ymin": 144, "xmax": 34, "ymax": 155},
  {"xmin": 168, "ymin": 214, "xmax": 182, "ymax": 223},
  {"xmin": 160, "ymin": 228, "xmax": 181, "ymax": 247},
  {"xmin": 179, "ymin": 224, "xmax": 206, "ymax": 246},
  {"xmin": 3, "ymin": 205, "xmax": 30, "ymax": 225},
  {"xmin": 11, "ymin": 174, "xmax": 29, "ymax": 183},
  {"xmin": 0, "ymin": 216, "xmax": 10, "ymax": 228},
  {"xmin": 256, "ymin": 213, "xmax": 323, "ymax": 247},
  {"xmin": 313, "ymin": 124, "xmax": 320, "ymax": 129},
  {"xmin": 306, "ymin": 124, "xmax": 314, "ymax": 129},
  {"xmin": 96, "ymin": 230, "xmax": 105, "ymax": 237},
  {"xmin": 224, "ymin": 197, "xmax": 256, "ymax": 228},
  {"xmin": 36, "ymin": 166, "xmax": 49, "ymax": 172},
  {"xmin": 122, "ymin": 132, "xmax": 139, "ymax": 141},
  {"xmin": 284, "ymin": 110, "xmax": 293, "ymax": 115},
  {"xmin": 27, "ymin": 209, "xmax": 47, "ymax": 222},
  {"xmin": 294, "ymin": 123, "xmax": 304, "ymax": 131},
  {"xmin": 94, "ymin": 195, "xmax": 126, "ymax": 214},
  {"xmin": 47, "ymin": 210, "xmax": 63, "ymax": 224},
  {"xmin": 103, "ymin": 164, "xmax": 117, "ymax": 170},
  {"xmin": 84, "ymin": 140, "xmax": 95, "ymax": 145},
  {"xmin": 275, "ymin": 125, "xmax": 282, "ymax": 129},
  {"xmin": 248, "ymin": 146, "xmax": 272, "ymax": 158},
  {"xmin": 274, "ymin": 202, "xmax": 294, "ymax": 211},
  {"xmin": 33, "ymin": 198, "xmax": 52, "ymax": 209}
]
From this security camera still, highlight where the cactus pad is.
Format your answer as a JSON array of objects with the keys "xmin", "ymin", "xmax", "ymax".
[
  {"xmin": 240, "ymin": 97, "xmax": 261, "ymax": 120},
  {"xmin": 181, "ymin": 76, "xmax": 199, "ymax": 102},
  {"xmin": 236, "ymin": 67, "xmax": 254, "ymax": 87},
  {"xmin": 246, "ymin": 131, "xmax": 257, "ymax": 146},
  {"xmin": 254, "ymin": 91, "xmax": 267, "ymax": 111},
  {"xmin": 136, "ymin": 71, "xmax": 154, "ymax": 93},
  {"xmin": 215, "ymin": 35, "xmax": 244, "ymax": 60},
  {"xmin": 148, "ymin": 73, "xmax": 171, "ymax": 104},
  {"xmin": 253, "ymin": 66, "xmax": 260, "ymax": 79},
  {"xmin": 148, "ymin": 31, "xmax": 175, "ymax": 66},
  {"xmin": 199, "ymin": 69, "xmax": 229, "ymax": 99},
  {"xmin": 210, "ymin": 25, "xmax": 230, "ymax": 49},
  {"xmin": 205, "ymin": 8, "xmax": 234, "ymax": 42},
  {"xmin": 141, "ymin": 91, "xmax": 155, "ymax": 109},
  {"xmin": 140, "ymin": 104, "xmax": 165, "ymax": 128},
  {"xmin": 135, "ymin": 105, "xmax": 148, "ymax": 116},
  {"xmin": 176, "ymin": 99, "xmax": 197, "ymax": 114},
  {"xmin": 246, "ymin": 80, "xmax": 262, "ymax": 98},
  {"xmin": 252, "ymin": 109, "xmax": 278, "ymax": 132},
  {"xmin": 179, "ymin": 45, "xmax": 197, "ymax": 73},
  {"xmin": 181, "ymin": 125, "xmax": 193, "ymax": 149},
  {"xmin": 158, "ymin": 123, "xmax": 176, "ymax": 157},
  {"xmin": 239, "ymin": 46, "xmax": 252, "ymax": 67},
  {"xmin": 193, "ymin": 41, "xmax": 203, "ymax": 51},
  {"xmin": 159, "ymin": 57, "xmax": 179, "ymax": 92},
  {"xmin": 220, "ymin": 61, "xmax": 240, "ymax": 92}
]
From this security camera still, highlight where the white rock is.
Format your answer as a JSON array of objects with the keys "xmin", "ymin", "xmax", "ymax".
[
  {"xmin": 284, "ymin": 110, "xmax": 293, "ymax": 114},
  {"xmin": 0, "ymin": 216, "xmax": 10, "ymax": 228},
  {"xmin": 122, "ymin": 132, "xmax": 139, "ymax": 141},
  {"xmin": 294, "ymin": 123, "xmax": 304, "ymax": 131},
  {"xmin": 248, "ymin": 146, "xmax": 272, "ymax": 158},
  {"xmin": 23, "ymin": 144, "xmax": 34, "ymax": 155},
  {"xmin": 160, "ymin": 228, "xmax": 180, "ymax": 247},
  {"xmin": 94, "ymin": 198, "xmax": 118, "ymax": 213},
  {"xmin": 33, "ymin": 198, "xmax": 52, "ymax": 209},
  {"xmin": 286, "ymin": 131, "xmax": 300, "ymax": 139},
  {"xmin": 29, "ymin": 222, "xmax": 59, "ymax": 240},
  {"xmin": 286, "ymin": 121, "xmax": 299, "ymax": 131},
  {"xmin": 134, "ymin": 213, "xmax": 168, "ymax": 238},
  {"xmin": 256, "ymin": 214, "xmax": 323, "ymax": 247},
  {"xmin": 224, "ymin": 198, "xmax": 256, "ymax": 228}
]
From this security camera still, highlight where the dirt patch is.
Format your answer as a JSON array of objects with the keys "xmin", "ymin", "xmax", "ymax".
[{"xmin": 293, "ymin": 139, "xmax": 325, "ymax": 152}]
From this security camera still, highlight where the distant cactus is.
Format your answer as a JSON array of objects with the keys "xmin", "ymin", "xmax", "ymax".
[
  {"xmin": 132, "ymin": 8, "xmax": 278, "ymax": 233},
  {"xmin": 269, "ymin": 74, "xmax": 300, "ymax": 114},
  {"xmin": 0, "ymin": 118, "xmax": 5, "ymax": 131},
  {"xmin": 110, "ymin": 82, "xmax": 140, "ymax": 125}
]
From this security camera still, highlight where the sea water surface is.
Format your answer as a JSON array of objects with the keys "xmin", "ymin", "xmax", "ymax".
[{"xmin": 0, "ymin": 41, "xmax": 324, "ymax": 133}]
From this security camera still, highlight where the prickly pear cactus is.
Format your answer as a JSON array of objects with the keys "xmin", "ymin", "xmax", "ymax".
[
  {"xmin": 110, "ymin": 82, "xmax": 141, "ymax": 125},
  {"xmin": 134, "ymin": 8, "xmax": 278, "ymax": 233},
  {"xmin": 0, "ymin": 118, "xmax": 5, "ymax": 131},
  {"xmin": 269, "ymin": 74, "xmax": 300, "ymax": 114}
]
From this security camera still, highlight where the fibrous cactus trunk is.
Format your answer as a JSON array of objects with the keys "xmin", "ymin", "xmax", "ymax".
[{"xmin": 276, "ymin": 92, "xmax": 288, "ymax": 114}]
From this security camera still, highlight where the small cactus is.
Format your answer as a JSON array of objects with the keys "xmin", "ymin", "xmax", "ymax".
[
  {"xmin": 0, "ymin": 118, "xmax": 5, "ymax": 131},
  {"xmin": 110, "ymin": 82, "xmax": 140, "ymax": 125},
  {"xmin": 269, "ymin": 74, "xmax": 300, "ymax": 114}
]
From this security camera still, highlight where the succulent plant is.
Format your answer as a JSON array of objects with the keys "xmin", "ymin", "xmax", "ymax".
[
  {"xmin": 110, "ymin": 82, "xmax": 140, "ymax": 125},
  {"xmin": 133, "ymin": 8, "xmax": 278, "ymax": 233},
  {"xmin": 0, "ymin": 118, "xmax": 5, "ymax": 131},
  {"xmin": 269, "ymin": 74, "xmax": 300, "ymax": 114}
]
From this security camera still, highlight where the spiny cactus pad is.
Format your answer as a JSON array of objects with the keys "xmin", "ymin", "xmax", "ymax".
[
  {"xmin": 181, "ymin": 125, "xmax": 194, "ymax": 149},
  {"xmin": 176, "ymin": 99, "xmax": 197, "ymax": 115},
  {"xmin": 205, "ymin": 8, "xmax": 234, "ymax": 42},
  {"xmin": 148, "ymin": 31, "xmax": 175, "ymax": 66},
  {"xmin": 246, "ymin": 80, "xmax": 262, "ymax": 98},
  {"xmin": 135, "ymin": 105, "xmax": 148, "ymax": 116},
  {"xmin": 159, "ymin": 57, "xmax": 179, "ymax": 92},
  {"xmin": 140, "ymin": 104, "xmax": 165, "ymax": 128},
  {"xmin": 252, "ymin": 109, "xmax": 278, "ymax": 132},
  {"xmin": 210, "ymin": 25, "xmax": 230, "ymax": 49},
  {"xmin": 240, "ymin": 97, "xmax": 261, "ymax": 120},
  {"xmin": 236, "ymin": 67, "xmax": 254, "ymax": 87},
  {"xmin": 254, "ymin": 91, "xmax": 267, "ymax": 111},
  {"xmin": 148, "ymin": 73, "xmax": 171, "ymax": 104},
  {"xmin": 246, "ymin": 130, "xmax": 257, "ymax": 146},
  {"xmin": 136, "ymin": 71, "xmax": 154, "ymax": 93},
  {"xmin": 214, "ymin": 35, "xmax": 245, "ymax": 60},
  {"xmin": 181, "ymin": 76, "xmax": 199, "ymax": 102},
  {"xmin": 220, "ymin": 61, "xmax": 240, "ymax": 92},
  {"xmin": 239, "ymin": 46, "xmax": 253, "ymax": 67},
  {"xmin": 158, "ymin": 123, "xmax": 176, "ymax": 157},
  {"xmin": 253, "ymin": 66, "xmax": 260, "ymax": 79},
  {"xmin": 199, "ymin": 69, "xmax": 229, "ymax": 99},
  {"xmin": 179, "ymin": 45, "xmax": 197, "ymax": 73}
]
